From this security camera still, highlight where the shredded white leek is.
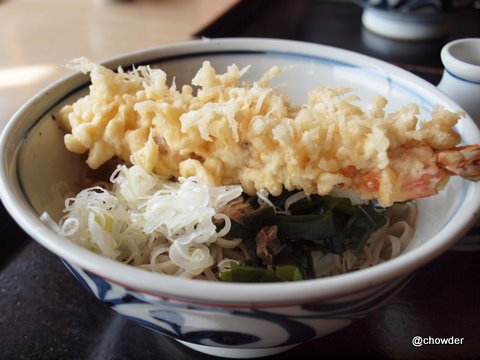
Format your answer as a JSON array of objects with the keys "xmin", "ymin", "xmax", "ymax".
[{"xmin": 45, "ymin": 164, "xmax": 243, "ymax": 277}]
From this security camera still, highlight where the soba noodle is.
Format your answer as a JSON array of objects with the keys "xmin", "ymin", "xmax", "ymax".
[
  {"xmin": 312, "ymin": 202, "xmax": 416, "ymax": 277},
  {"xmin": 42, "ymin": 164, "xmax": 416, "ymax": 281}
]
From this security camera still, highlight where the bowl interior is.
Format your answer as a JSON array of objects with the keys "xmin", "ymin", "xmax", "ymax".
[
  {"xmin": 2, "ymin": 38, "xmax": 480, "ymax": 303},
  {"xmin": 19, "ymin": 104, "xmax": 468, "ymax": 251}
]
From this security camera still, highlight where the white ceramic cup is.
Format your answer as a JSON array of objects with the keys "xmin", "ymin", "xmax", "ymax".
[
  {"xmin": 437, "ymin": 38, "xmax": 480, "ymax": 252},
  {"xmin": 437, "ymin": 38, "xmax": 480, "ymax": 126}
]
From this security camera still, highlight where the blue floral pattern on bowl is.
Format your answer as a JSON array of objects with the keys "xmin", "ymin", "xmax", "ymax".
[{"xmin": 63, "ymin": 260, "xmax": 413, "ymax": 351}]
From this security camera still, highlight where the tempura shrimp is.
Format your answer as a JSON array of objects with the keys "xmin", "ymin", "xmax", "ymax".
[
  {"xmin": 57, "ymin": 60, "xmax": 480, "ymax": 207},
  {"xmin": 344, "ymin": 145, "xmax": 480, "ymax": 205}
]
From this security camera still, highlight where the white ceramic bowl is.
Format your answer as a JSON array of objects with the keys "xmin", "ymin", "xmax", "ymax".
[
  {"xmin": 1, "ymin": 38, "xmax": 479, "ymax": 358},
  {"xmin": 357, "ymin": 0, "xmax": 474, "ymax": 40}
]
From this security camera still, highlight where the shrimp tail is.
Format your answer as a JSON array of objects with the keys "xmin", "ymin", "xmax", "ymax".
[
  {"xmin": 345, "ymin": 145, "xmax": 480, "ymax": 206},
  {"xmin": 437, "ymin": 145, "xmax": 480, "ymax": 181}
]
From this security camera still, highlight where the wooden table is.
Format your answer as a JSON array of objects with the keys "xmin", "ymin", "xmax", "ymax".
[{"xmin": 0, "ymin": 0, "xmax": 239, "ymax": 130}]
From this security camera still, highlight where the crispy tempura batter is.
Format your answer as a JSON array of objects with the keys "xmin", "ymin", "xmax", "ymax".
[{"xmin": 58, "ymin": 59, "xmax": 479, "ymax": 206}]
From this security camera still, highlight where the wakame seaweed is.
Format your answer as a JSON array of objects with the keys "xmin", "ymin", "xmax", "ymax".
[
  {"xmin": 220, "ymin": 192, "xmax": 387, "ymax": 282},
  {"xmin": 276, "ymin": 197, "xmax": 387, "ymax": 255},
  {"xmin": 219, "ymin": 263, "xmax": 303, "ymax": 283}
]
